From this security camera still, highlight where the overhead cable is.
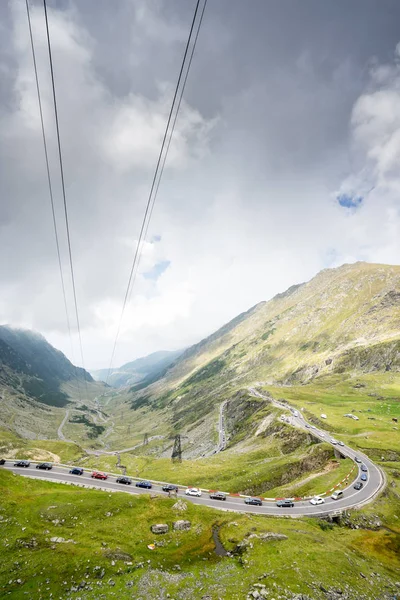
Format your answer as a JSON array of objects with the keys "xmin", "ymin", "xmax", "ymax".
[
  {"xmin": 43, "ymin": 0, "xmax": 88, "ymax": 395},
  {"xmin": 106, "ymin": 0, "xmax": 208, "ymax": 383}
]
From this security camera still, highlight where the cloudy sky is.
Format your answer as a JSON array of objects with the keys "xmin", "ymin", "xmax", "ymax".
[{"xmin": 1, "ymin": 0, "xmax": 400, "ymax": 370}]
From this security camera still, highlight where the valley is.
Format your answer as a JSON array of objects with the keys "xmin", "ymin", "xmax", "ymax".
[{"xmin": 1, "ymin": 262, "xmax": 400, "ymax": 599}]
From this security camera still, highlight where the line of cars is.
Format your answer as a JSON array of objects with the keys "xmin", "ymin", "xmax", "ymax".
[
  {"xmin": 12, "ymin": 460, "xmax": 53, "ymax": 470},
  {"xmin": 4, "ymin": 455, "xmax": 369, "ymax": 510}
]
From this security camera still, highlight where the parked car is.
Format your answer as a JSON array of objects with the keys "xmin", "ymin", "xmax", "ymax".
[
  {"xmin": 360, "ymin": 464, "xmax": 368, "ymax": 472},
  {"xmin": 244, "ymin": 497, "xmax": 262, "ymax": 506},
  {"xmin": 136, "ymin": 480, "xmax": 152, "ymax": 489},
  {"xmin": 276, "ymin": 499, "xmax": 294, "ymax": 508},
  {"xmin": 209, "ymin": 491, "xmax": 227, "ymax": 501},
  {"xmin": 69, "ymin": 467, "xmax": 83, "ymax": 475},
  {"xmin": 36, "ymin": 462, "xmax": 52, "ymax": 470},
  {"xmin": 14, "ymin": 460, "xmax": 30, "ymax": 467},
  {"xmin": 309, "ymin": 496, "xmax": 325, "ymax": 505},
  {"xmin": 162, "ymin": 484, "xmax": 179, "ymax": 493},
  {"xmin": 91, "ymin": 471, "xmax": 108, "ymax": 480},
  {"xmin": 360, "ymin": 473, "xmax": 368, "ymax": 481},
  {"xmin": 355, "ymin": 456, "xmax": 361, "ymax": 463},
  {"xmin": 331, "ymin": 490, "xmax": 344, "ymax": 500},
  {"xmin": 116, "ymin": 476, "xmax": 132, "ymax": 485},
  {"xmin": 185, "ymin": 487, "xmax": 201, "ymax": 497},
  {"xmin": 354, "ymin": 482, "xmax": 363, "ymax": 490},
  {"xmin": 0, "ymin": 459, "xmax": 5, "ymax": 465}
]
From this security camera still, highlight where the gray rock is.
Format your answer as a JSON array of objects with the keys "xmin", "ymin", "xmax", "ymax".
[
  {"xmin": 151, "ymin": 524, "xmax": 169, "ymax": 534},
  {"xmin": 173, "ymin": 520, "xmax": 191, "ymax": 531}
]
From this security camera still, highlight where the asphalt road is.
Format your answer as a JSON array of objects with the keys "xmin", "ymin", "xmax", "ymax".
[
  {"xmin": 216, "ymin": 400, "xmax": 227, "ymax": 452},
  {"xmin": 0, "ymin": 388, "xmax": 384, "ymax": 517}
]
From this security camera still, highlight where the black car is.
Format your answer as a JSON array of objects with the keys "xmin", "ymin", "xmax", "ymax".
[
  {"xmin": 69, "ymin": 467, "xmax": 84, "ymax": 475},
  {"xmin": 276, "ymin": 499, "xmax": 295, "ymax": 508},
  {"xmin": 116, "ymin": 476, "xmax": 132, "ymax": 485},
  {"xmin": 136, "ymin": 480, "xmax": 152, "ymax": 489},
  {"xmin": 36, "ymin": 463, "xmax": 52, "ymax": 470},
  {"xmin": 244, "ymin": 497, "xmax": 263, "ymax": 506},
  {"xmin": 14, "ymin": 460, "xmax": 30, "ymax": 467},
  {"xmin": 0, "ymin": 459, "xmax": 5, "ymax": 465},
  {"xmin": 209, "ymin": 491, "xmax": 227, "ymax": 501},
  {"xmin": 162, "ymin": 484, "xmax": 179, "ymax": 493},
  {"xmin": 360, "ymin": 464, "xmax": 368, "ymax": 472},
  {"xmin": 353, "ymin": 481, "xmax": 363, "ymax": 490}
]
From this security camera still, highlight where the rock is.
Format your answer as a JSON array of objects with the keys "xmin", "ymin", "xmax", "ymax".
[
  {"xmin": 108, "ymin": 579, "xmax": 115, "ymax": 586},
  {"xmin": 151, "ymin": 524, "xmax": 169, "ymax": 534},
  {"xmin": 173, "ymin": 520, "xmax": 191, "ymax": 531},
  {"xmin": 172, "ymin": 499, "xmax": 188, "ymax": 512}
]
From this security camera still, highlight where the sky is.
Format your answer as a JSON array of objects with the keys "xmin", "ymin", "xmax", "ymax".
[{"xmin": 1, "ymin": 0, "xmax": 400, "ymax": 370}]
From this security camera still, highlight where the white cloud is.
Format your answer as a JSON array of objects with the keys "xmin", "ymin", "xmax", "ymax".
[{"xmin": 1, "ymin": 3, "xmax": 400, "ymax": 370}]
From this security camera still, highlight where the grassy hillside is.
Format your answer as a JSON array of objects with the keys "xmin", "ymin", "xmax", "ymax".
[
  {"xmin": 0, "ymin": 469, "xmax": 399, "ymax": 600},
  {"xmin": 0, "ymin": 326, "xmax": 108, "ymax": 442},
  {"xmin": 97, "ymin": 262, "xmax": 400, "ymax": 456}
]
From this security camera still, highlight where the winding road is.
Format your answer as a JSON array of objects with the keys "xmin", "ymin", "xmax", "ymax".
[
  {"xmin": 1, "ymin": 386, "xmax": 385, "ymax": 517},
  {"xmin": 216, "ymin": 400, "xmax": 227, "ymax": 452},
  {"xmin": 57, "ymin": 409, "xmax": 70, "ymax": 442}
]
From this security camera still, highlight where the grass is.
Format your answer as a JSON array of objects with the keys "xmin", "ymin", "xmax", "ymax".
[
  {"xmin": 83, "ymin": 441, "xmax": 336, "ymax": 496},
  {"xmin": 264, "ymin": 373, "xmax": 400, "ymax": 454},
  {"xmin": 0, "ymin": 428, "xmax": 84, "ymax": 464},
  {"xmin": 266, "ymin": 457, "xmax": 354, "ymax": 498},
  {"xmin": 0, "ymin": 469, "xmax": 399, "ymax": 600}
]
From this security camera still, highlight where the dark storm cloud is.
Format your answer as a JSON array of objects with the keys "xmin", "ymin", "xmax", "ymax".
[{"xmin": 0, "ymin": 0, "xmax": 399, "ymax": 367}]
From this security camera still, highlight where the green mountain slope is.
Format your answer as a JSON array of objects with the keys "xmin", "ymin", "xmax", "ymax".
[
  {"xmin": 0, "ymin": 326, "xmax": 93, "ymax": 407},
  {"xmin": 148, "ymin": 262, "xmax": 400, "ymax": 391},
  {"xmin": 111, "ymin": 262, "xmax": 400, "ymax": 454},
  {"xmin": 0, "ymin": 327, "xmax": 107, "ymax": 441}
]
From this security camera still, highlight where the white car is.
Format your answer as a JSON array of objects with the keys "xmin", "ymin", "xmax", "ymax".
[
  {"xmin": 330, "ymin": 439, "xmax": 338, "ymax": 445},
  {"xmin": 319, "ymin": 433, "xmax": 325, "ymax": 438},
  {"xmin": 338, "ymin": 441, "xmax": 345, "ymax": 447},
  {"xmin": 309, "ymin": 496, "xmax": 325, "ymax": 506},
  {"xmin": 185, "ymin": 487, "xmax": 202, "ymax": 497}
]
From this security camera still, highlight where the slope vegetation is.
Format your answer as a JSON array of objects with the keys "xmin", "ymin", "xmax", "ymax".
[{"xmin": 109, "ymin": 262, "xmax": 400, "ymax": 455}]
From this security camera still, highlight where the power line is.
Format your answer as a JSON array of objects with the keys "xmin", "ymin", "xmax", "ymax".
[
  {"xmin": 106, "ymin": 0, "xmax": 207, "ymax": 383},
  {"xmin": 43, "ymin": 0, "xmax": 88, "ymax": 396},
  {"xmin": 25, "ymin": 0, "xmax": 81, "ymax": 401},
  {"xmin": 25, "ymin": 0, "xmax": 72, "ymax": 350},
  {"xmin": 126, "ymin": 0, "xmax": 208, "ymax": 308}
]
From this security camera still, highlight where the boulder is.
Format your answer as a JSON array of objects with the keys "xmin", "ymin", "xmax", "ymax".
[
  {"xmin": 172, "ymin": 499, "xmax": 187, "ymax": 512},
  {"xmin": 173, "ymin": 520, "xmax": 191, "ymax": 531},
  {"xmin": 151, "ymin": 524, "xmax": 169, "ymax": 534}
]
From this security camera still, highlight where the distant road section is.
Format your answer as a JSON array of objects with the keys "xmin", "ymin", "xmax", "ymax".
[
  {"xmin": 216, "ymin": 400, "xmax": 227, "ymax": 452},
  {"xmin": 57, "ymin": 409, "xmax": 70, "ymax": 442}
]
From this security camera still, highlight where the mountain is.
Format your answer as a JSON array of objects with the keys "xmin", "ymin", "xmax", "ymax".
[
  {"xmin": 0, "ymin": 326, "xmax": 93, "ymax": 408},
  {"xmin": 91, "ymin": 349, "xmax": 183, "ymax": 388},
  {"xmin": 119, "ymin": 262, "xmax": 400, "ymax": 452},
  {"xmin": 139, "ymin": 262, "xmax": 400, "ymax": 392}
]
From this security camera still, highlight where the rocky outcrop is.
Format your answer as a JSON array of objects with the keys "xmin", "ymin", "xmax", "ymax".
[
  {"xmin": 150, "ymin": 524, "xmax": 169, "ymax": 534},
  {"xmin": 173, "ymin": 520, "xmax": 191, "ymax": 531}
]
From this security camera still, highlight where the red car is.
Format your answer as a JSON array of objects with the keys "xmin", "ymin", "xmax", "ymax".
[{"xmin": 91, "ymin": 471, "xmax": 108, "ymax": 480}]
